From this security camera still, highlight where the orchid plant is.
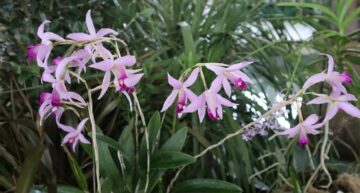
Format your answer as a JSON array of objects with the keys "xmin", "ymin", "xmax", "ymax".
[
  {"xmin": 29, "ymin": 10, "xmax": 144, "ymax": 192},
  {"xmin": 28, "ymin": 8, "xmax": 360, "ymax": 193},
  {"xmin": 277, "ymin": 54, "xmax": 359, "ymax": 145},
  {"xmin": 30, "ymin": 10, "xmax": 142, "ymax": 150}
]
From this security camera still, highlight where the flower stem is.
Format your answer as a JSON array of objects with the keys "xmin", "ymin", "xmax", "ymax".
[
  {"xmin": 69, "ymin": 71, "xmax": 101, "ymax": 193},
  {"xmin": 199, "ymin": 67, "xmax": 208, "ymax": 90},
  {"xmin": 132, "ymin": 92, "xmax": 150, "ymax": 193}
]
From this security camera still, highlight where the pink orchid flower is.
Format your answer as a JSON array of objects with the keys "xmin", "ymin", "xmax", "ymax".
[
  {"xmin": 303, "ymin": 54, "xmax": 351, "ymax": 94},
  {"xmin": 67, "ymin": 10, "xmax": 118, "ymax": 41},
  {"xmin": 278, "ymin": 114, "xmax": 323, "ymax": 145},
  {"xmin": 38, "ymin": 89, "xmax": 63, "ymax": 124},
  {"xmin": 307, "ymin": 93, "xmax": 360, "ymax": 122},
  {"xmin": 161, "ymin": 68, "xmax": 199, "ymax": 114},
  {"xmin": 205, "ymin": 61, "xmax": 253, "ymax": 97},
  {"xmin": 183, "ymin": 77, "xmax": 237, "ymax": 122},
  {"xmin": 57, "ymin": 118, "xmax": 90, "ymax": 151},
  {"xmin": 36, "ymin": 20, "xmax": 65, "ymax": 68},
  {"xmin": 90, "ymin": 55, "xmax": 143, "ymax": 99}
]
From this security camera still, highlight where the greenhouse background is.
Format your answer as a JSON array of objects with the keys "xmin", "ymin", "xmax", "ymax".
[{"xmin": 0, "ymin": 0, "xmax": 360, "ymax": 193}]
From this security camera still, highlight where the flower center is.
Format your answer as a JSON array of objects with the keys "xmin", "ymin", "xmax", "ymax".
[
  {"xmin": 234, "ymin": 78, "xmax": 247, "ymax": 90},
  {"xmin": 207, "ymin": 108, "xmax": 218, "ymax": 120}
]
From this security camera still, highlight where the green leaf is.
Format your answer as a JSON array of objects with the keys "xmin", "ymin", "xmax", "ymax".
[
  {"xmin": 96, "ymin": 128, "xmax": 124, "ymax": 192},
  {"xmin": 95, "ymin": 132, "xmax": 132, "ymax": 166},
  {"xmin": 64, "ymin": 147, "xmax": 88, "ymax": 191},
  {"xmin": 277, "ymin": 2, "xmax": 337, "ymax": 23},
  {"xmin": 341, "ymin": 7, "xmax": 360, "ymax": 32},
  {"xmin": 15, "ymin": 146, "xmax": 44, "ymax": 193},
  {"xmin": 118, "ymin": 120, "xmax": 135, "ymax": 164},
  {"xmin": 161, "ymin": 127, "xmax": 187, "ymax": 151},
  {"xmin": 151, "ymin": 151, "xmax": 195, "ymax": 169},
  {"xmin": 0, "ymin": 174, "xmax": 13, "ymax": 189},
  {"xmin": 173, "ymin": 179, "xmax": 243, "ymax": 193},
  {"xmin": 139, "ymin": 111, "xmax": 161, "ymax": 165}
]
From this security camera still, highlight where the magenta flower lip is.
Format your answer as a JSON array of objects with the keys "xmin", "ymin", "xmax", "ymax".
[
  {"xmin": 26, "ymin": 44, "xmax": 40, "ymax": 61},
  {"xmin": 341, "ymin": 72, "xmax": 352, "ymax": 84}
]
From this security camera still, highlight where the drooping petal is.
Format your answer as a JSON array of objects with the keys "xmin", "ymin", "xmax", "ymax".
[
  {"xmin": 42, "ymin": 71, "xmax": 56, "ymax": 83},
  {"xmin": 71, "ymin": 138, "xmax": 79, "ymax": 152},
  {"xmin": 124, "ymin": 73, "xmax": 143, "ymax": 87},
  {"xmin": 233, "ymin": 71, "xmax": 253, "ymax": 84},
  {"xmin": 90, "ymin": 59, "xmax": 114, "ymax": 71},
  {"xmin": 183, "ymin": 68, "xmax": 199, "ymax": 87},
  {"xmin": 92, "ymin": 45, "xmax": 114, "ymax": 61},
  {"xmin": 96, "ymin": 28, "xmax": 118, "ymax": 37},
  {"xmin": 37, "ymin": 20, "xmax": 50, "ymax": 38},
  {"xmin": 58, "ymin": 122, "xmax": 75, "ymax": 133},
  {"xmin": 55, "ymin": 56, "xmax": 76, "ymax": 80},
  {"xmin": 161, "ymin": 90, "xmax": 178, "ymax": 112},
  {"xmin": 227, "ymin": 61, "xmax": 253, "ymax": 71},
  {"xmin": 98, "ymin": 71, "xmax": 111, "ymax": 99},
  {"xmin": 67, "ymin": 33, "xmax": 92, "ymax": 41},
  {"xmin": 307, "ymin": 96, "xmax": 331, "ymax": 105},
  {"xmin": 323, "ymin": 103, "xmax": 339, "ymax": 122},
  {"xmin": 338, "ymin": 102, "xmax": 360, "ymax": 118},
  {"xmin": 76, "ymin": 118, "xmax": 89, "ymax": 132},
  {"xmin": 302, "ymin": 114, "xmax": 319, "ymax": 127},
  {"xmin": 222, "ymin": 78, "xmax": 231, "ymax": 97},
  {"xmin": 198, "ymin": 106, "xmax": 206, "ymax": 123},
  {"xmin": 210, "ymin": 76, "xmax": 223, "ymax": 93},
  {"xmin": 217, "ymin": 104, "xmax": 223, "ymax": 119},
  {"xmin": 79, "ymin": 134, "xmax": 91, "ymax": 144},
  {"xmin": 65, "ymin": 92, "xmax": 86, "ymax": 105},
  {"xmin": 167, "ymin": 73, "xmax": 183, "ymax": 89},
  {"xmin": 42, "ymin": 32, "xmax": 64, "ymax": 42},
  {"xmin": 324, "ymin": 54, "xmax": 334, "ymax": 75},
  {"xmin": 329, "ymin": 81, "xmax": 348, "ymax": 94},
  {"xmin": 39, "ymin": 100, "xmax": 51, "ymax": 122},
  {"xmin": 183, "ymin": 94, "xmax": 205, "ymax": 113},
  {"xmin": 303, "ymin": 73, "xmax": 327, "ymax": 90},
  {"xmin": 184, "ymin": 88, "xmax": 197, "ymax": 102},
  {"xmin": 216, "ymin": 94, "xmax": 237, "ymax": 107},
  {"xmin": 115, "ymin": 55, "xmax": 136, "ymax": 66},
  {"xmin": 205, "ymin": 64, "xmax": 225, "ymax": 75},
  {"xmin": 86, "ymin": 10, "xmax": 96, "ymax": 36},
  {"xmin": 36, "ymin": 44, "xmax": 52, "ymax": 68},
  {"xmin": 277, "ymin": 126, "xmax": 300, "ymax": 137},
  {"xmin": 307, "ymin": 124, "xmax": 322, "ymax": 135},
  {"xmin": 338, "ymin": 94, "xmax": 357, "ymax": 102}
]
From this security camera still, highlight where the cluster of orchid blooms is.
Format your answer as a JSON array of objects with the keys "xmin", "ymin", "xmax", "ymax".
[
  {"xmin": 27, "ymin": 10, "xmax": 143, "ymax": 151},
  {"xmin": 278, "ymin": 54, "xmax": 360, "ymax": 145},
  {"xmin": 161, "ymin": 62, "xmax": 253, "ymax": 122},
  {"xmin": 28, "ymin": 10, "xmax": 360, "ymax": 151}
]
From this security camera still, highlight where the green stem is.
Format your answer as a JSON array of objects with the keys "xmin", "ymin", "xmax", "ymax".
[{"xmin": 69, "ymin": 71, "xmax": 101, "ymax": 193}]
